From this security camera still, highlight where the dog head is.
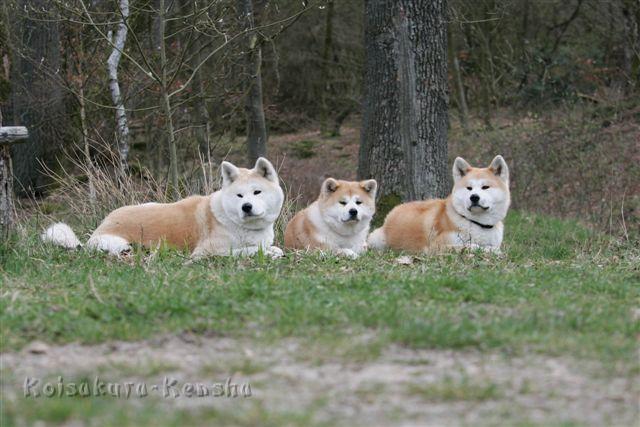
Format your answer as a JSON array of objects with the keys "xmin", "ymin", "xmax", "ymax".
[
  {"xmin": 317, "ymin": 178, "xmax": 377, "ymax": 235},
  {"xmin": 451, "ymin": 155, "xmax": 511, "ymax": 225},
  {"xmin": 219, "ymin": 157, "xmax": 284, "ymax": 229}
]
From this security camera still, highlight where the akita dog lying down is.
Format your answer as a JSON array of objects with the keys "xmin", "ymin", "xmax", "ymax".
[
  {"xmin": 368, "ymin": 155, "xmax": 510, "ymax": 253},
  {"xmin": 284, "ymin": 178, "xmax": 377, "ymax": 258},
  {"xmin": 42, "ymin": 158, "xmax": 285, "ymax": 259}
]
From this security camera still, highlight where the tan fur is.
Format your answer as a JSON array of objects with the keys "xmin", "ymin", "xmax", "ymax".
[
  {"xmin": 284, "ymin": 210, "xmax": 322, "ymax": 249},
  {"xmin": 377, "ymin": 165, "xmax": 509, "ymax": 253},
  {"xmin": 92, "ymin": 196, "xmax": 216, "ymax": 251},
  {"xmin": 284, "ymin": 180, "xmax": 376, "ymax": 251}
]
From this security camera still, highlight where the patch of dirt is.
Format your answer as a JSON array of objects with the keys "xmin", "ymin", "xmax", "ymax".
[
  {"xmin": 2, "ymin": 335, "xmax": 638, "ymax": 426},
  {"xmin": 267, "ymin": 127, "xmax": 360, "ymax": 205}
]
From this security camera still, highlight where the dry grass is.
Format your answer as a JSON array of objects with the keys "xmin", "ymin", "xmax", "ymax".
[{"xmin": 19, "ymin": 102, "xmax": 638, "ymax": 240}]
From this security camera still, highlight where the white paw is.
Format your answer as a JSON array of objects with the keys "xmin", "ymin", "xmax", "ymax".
[
  {"xmin": 337, "ymin": 248, "xmax": 358, "ymax": 259},
  {"xmin": 265, "ymin": 246, "xmax": 284, "ymax": 259}
]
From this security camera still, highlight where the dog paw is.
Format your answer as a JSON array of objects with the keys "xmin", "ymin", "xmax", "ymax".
[
  {"xmin": 266, "ymin": 246, "xmax": 284, "ymax": 259},
  {"xmin": 337, "ymin": 248, "xmax": 359, "ymax": 259}
]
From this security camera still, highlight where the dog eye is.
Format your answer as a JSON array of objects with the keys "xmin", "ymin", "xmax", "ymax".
[
  {"xmin": 339, "ymin": 201, "xmax": 347, "ymax": 205},
  {"xmin": 356, "ymin": 201, "xmax": 362, "ymax": 205},
  {"xmin": 466, "ymin": 187, "xmax": 472, "ymax": 191},
  {"xmin": 482, "ymin": 185, "xmax": 490, "ymax": 190},
  {"xmin": 237, "ymin": 194, "xmax": 243, "ymax": 198},
  {"xmin": 253, "ymin": 190, "xmax": 261, "ymax": 195}
]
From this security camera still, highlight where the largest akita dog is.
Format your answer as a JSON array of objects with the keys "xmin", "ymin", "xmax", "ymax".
[
  {"xmin": 42, "ymin": 158, "xmax": 285, "ymax": 259},
  {"xmin": 368, "ymin": 155, "xmax": 510, "ymax": 253}
]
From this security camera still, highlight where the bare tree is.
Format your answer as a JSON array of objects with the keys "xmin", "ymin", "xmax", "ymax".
[
  {"xmin": 107, "ymin": 0, "xmax": 130, "ymax": 175},
  {"xmin": 319, "ymin": 0, "xmax": 335, "ymax": 135},
  {"xmin": 238, "ymin": 0, "xmax": 268, "ymax": 163}
]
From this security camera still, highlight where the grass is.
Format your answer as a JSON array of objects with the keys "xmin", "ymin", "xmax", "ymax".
[
  {"xmin": 1, "ymin": 211, "xmax": 637, "ymax": 365},
  {"xmin": 406, "ymin": 377, "xmax": 503, "ymax": 402},
  {"xmin": 1, "ymin": 211, "xmax": 638, "ymax": 426}
]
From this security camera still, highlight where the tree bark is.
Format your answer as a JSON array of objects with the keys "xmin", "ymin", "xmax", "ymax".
[
  {"xmin": 238, "ymin": 0, "xmax": 267, "ymax": 164},
  {"xmin": 0, "ymin": 114, "xmax": 28, "ymax": 239},
  {"xmin": 107, "ymin": 0, "xmax": 130, "ymax": 175},
  {"xmin": 319, "ymin": 0, "xmax": 335, "ymax": 135},
  {"xmin": 359, "ymin": 0, "xmax": 449, "ymax": 217},
  {"xmin": 448, "ymin": 25, "xmax": 469, "ymax": 133},
  {"xmin": 74, "ymin": 32, "xmax": 96, "ymax": 208},
  {"xmin": 10, "ymin": 0, "xmax": 63, "ymax": 195},
  {"xmin": 158, "ymin": 0, "xmax": 179, "ymax": 199},
  {"xmin": 621, "ymin": 0, "xmax": 640, "ymax": 92}
]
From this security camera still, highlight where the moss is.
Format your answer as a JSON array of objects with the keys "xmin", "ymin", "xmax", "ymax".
[{"xmin": 373, "ymin": 192, "xmax": 402, "ymax": 227}]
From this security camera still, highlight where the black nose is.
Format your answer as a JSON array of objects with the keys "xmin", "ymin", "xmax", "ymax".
[
  {"xmin": 242, "ymin": 203, "xmax": 253, "ymax": 213},
  {"xmin": 349, "ymin": 208, "xmax": 358, "ymax": 217},
  {"xmin": 470, "ymin": 194, "xmax": 480, "ymax": 203}
]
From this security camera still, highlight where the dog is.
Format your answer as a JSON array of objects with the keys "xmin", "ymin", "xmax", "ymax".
[
  {"xmin": 368, "ymin": 155, "xmax": 510, "ymax": 253},
  {"xmin": 284, "ymin": 178, "xmax": 377, "ymax": 258},
  {"xmin": 42, "ymin": 157, "xmax": 285, "ymax": 259}
]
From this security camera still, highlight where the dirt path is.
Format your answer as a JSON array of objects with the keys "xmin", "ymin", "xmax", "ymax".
[{"xmin": 2, "ymin": 334, "xmax": 638, "ymax": 426}]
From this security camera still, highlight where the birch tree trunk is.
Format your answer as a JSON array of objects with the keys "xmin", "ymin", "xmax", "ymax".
[
  {"xmin": 359, "ymin": 0, "xmax": 449, "ymax": 218},
  {"xmin": 238, "ymin": 0, "xmax": 267, "ymax": 164},
  {"xmin": 107, "ymin": 0, "xmax": 130, "ymax": 175}
]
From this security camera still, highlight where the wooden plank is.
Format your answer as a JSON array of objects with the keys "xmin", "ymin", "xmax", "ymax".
[{"xmin": 0, "ymin": 126, "xmax": 29, "ymax": 145}]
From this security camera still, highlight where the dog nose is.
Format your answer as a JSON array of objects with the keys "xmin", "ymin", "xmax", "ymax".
[
  {"xmin": 349, "ymin": 208, "xmax": 358, "ymax": 217},
  {"xmin": 470, "ymin": 194, "xmax": 480, "ymax": 203},
  {"xmin": 242, "ymin": 203, "xmax": 253, "ymax": 213}
]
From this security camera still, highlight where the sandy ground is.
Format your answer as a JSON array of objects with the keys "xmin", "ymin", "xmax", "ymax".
[{"xmin": 2, "ymin": 334, "xmax": 638, "ymax": 426}]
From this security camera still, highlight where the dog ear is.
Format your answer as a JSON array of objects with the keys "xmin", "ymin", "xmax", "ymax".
[
  {"xmin": 489, "ymin": 155, "xmax": 509, "ymax": 183},
  {"xmin": 452, "ymin": 157, "xmax": 471, "ymax": 182},
  {"xmin": 221, "ymin": 161, "xmax": 240, "ymax": 185},
  {"xmin": 254, "ymin": 157, "xmax": 278, "ymax": 183},
  {"xmin": 322, "ymin": 178, "xmax": 339, "ymax": 195},
  {"xmin": 361, "ymin": 179, "xmax": 377, "ymax": 196}
]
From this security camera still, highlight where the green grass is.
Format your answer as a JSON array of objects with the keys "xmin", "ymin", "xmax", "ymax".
[
  {"xmin": 1, "ymin": 211, "xmax": 638, "ymax": 366},
  {"xmin": 1, "ymin": 211, "xmax": 638, "ymax": 426}
]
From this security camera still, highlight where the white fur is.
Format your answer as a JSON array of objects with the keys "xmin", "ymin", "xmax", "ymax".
[
  {"xmin": 86, "ymin": 234, "xmax": 132, "ymax": 255},
  {"xmin": 190, "ymin": 158, "xmax": 284, "ymax": 259},
  {"xmin": 367, "ymin": 227, "xmax": 387, "ymax": 250},
  {"xmin": 41, "ymin": 223, "xmax": 82, "ymax": 249},
  {"xmin": 449, "ymin": 155, "xmax": 510, "ymax": 251},
  {"xmin": 306, "ymin": 202, "xmax": 371, "ymax": 258},
  {"xmin": 446, "ymin": 203, "xmax": 504, "ymax": 252}
]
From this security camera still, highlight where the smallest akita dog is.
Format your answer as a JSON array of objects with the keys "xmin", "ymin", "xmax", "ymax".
[
  {"xmin": 284, "ymin": 178, "xmax": 377, "ymax": 258},
  {"xmin": 368, "ymin": 155, "xmax": 510, "ymax": 253}
]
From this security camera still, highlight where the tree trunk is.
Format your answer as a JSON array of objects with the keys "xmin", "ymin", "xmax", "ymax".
[
  {"xmin": 621, "ymin": 0, "xmax": 639, "ymax": 92},
  {"xmin": 107, "ymin": 0, "xmax": 130, "ymax": 175},
  {"xmin": 238, "ymin": 0, "xmax": 267, "ymax": 164},
  {"xmin": 193, "ymin": 35, "xmax": 213, "ymax": 162},
  {"xmin": 158, "ymin": 0, "xmax": 179, "ymax": 199},
  {"xmin": 75, "ymin": 32, "xmax": 96, "ymax": 208},
  {"xmin": 319, "ymin": 0, "xmax": 335, "ymax": 135},
  {"xmin": 447, "ymin": 25, "xmax": 469, "ymax": 133},
  {"xmin": 359, "ymin": 0, "xmax": 449, "ymax": 217},
  {"xmin": 10, "ymin": 0, "xmax": 63, "ymax": 195}
]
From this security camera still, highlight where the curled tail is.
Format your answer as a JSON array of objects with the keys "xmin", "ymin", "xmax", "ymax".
[
  {"xmin": 367, "ymin": 227, "xmax": 387, "ymax": 250},
  {"xmin": 41, "ymin": 223, "xmax": 83, "ymax": 249}
]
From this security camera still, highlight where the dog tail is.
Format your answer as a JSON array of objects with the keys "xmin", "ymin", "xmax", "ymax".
[
  {"xmin": 41, "ymin": 222, "xmax": 83, "ymax": 249},
  {"xmin": 367, "ymin": 227, "xmax": 387, "ymax": 250}
]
